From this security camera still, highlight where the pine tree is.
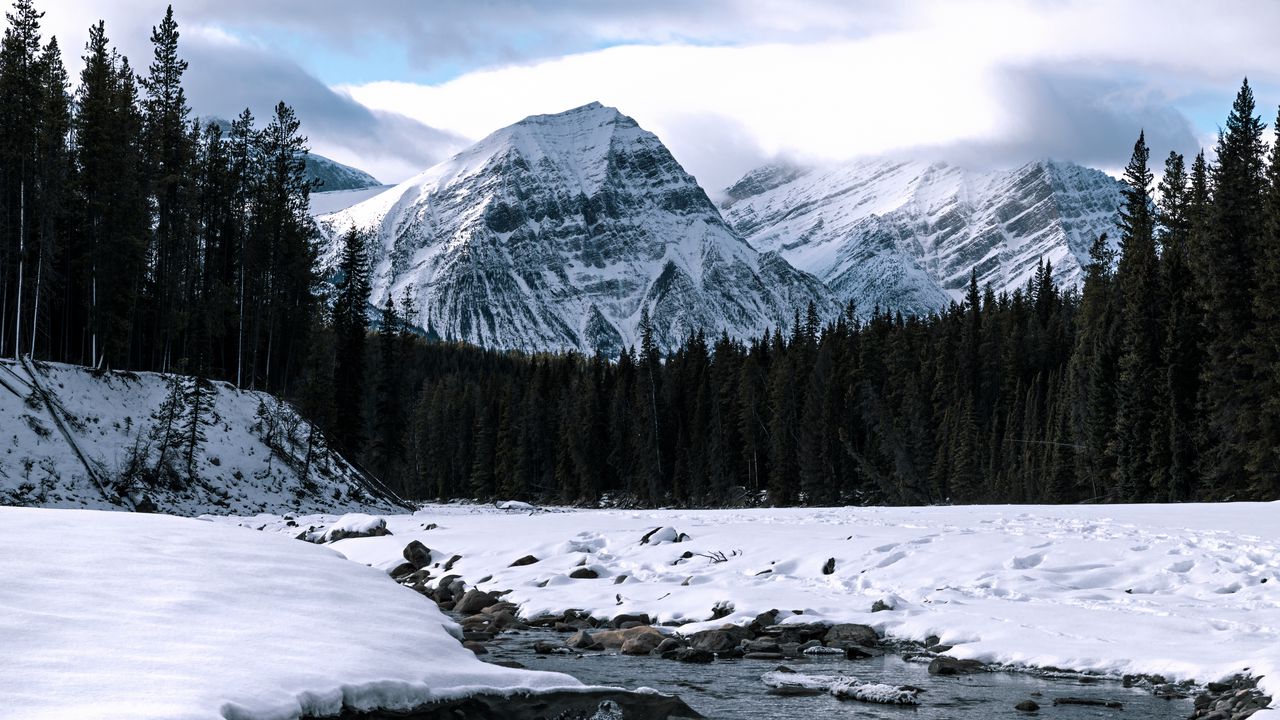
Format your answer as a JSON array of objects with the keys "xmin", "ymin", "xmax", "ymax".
[
  {"xmin": 73, "ymin": 22, "xmax": 148, "ymax": 368},
  {"xmin": 139, "ymin": 5, "xmax": 194, "ymax": 372},
  {"xmin": 1112, "ymin": 132, "xmax": 1161, "ymax": 501},
  {"xmin": 0, "ymin": 0, "xmax": 43, "ymax": 359},
  {"xmin": 1067, "ymin": 232, "xmax": 1118, "ymax": 500},
  {"xmin": 28, "ymin": 35, "xmax": 70, "ymax": 361},
  {"xmin": 369, "ymin": 294, "xmax": 406, "ymax": 484},
  {"xmin": 180, "ymin": 374, "xmax": 213, "ymax": 484},
  {"xmin": 331, "ymin": 226, "xmax": 369, "ymax": 454},
  {"xmin": 1154, "ymin": 151, "xmax": 1200, "ymax": 500},
  {"xmin": 636, "ymin": 305, "xmax": 663, "ymax": 502},
  {"xmin": 1246, "ymin": 104, "xmax": 1280, "ymax": 497},
  {"xmin": 1198, "ymin": 79, "xmax": 1268, "ymax": 498}
]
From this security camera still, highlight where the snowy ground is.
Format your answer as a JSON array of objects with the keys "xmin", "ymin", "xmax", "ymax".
[
  {"xmin": 0, "ymin": 360, "xmax": 392, "ymax": 515},
  {"xmin": 0, "ymin": 507, "xmax": 594, "ymax": 720},
  {"xmin": 228, "ymin": 502, "xmax": 1280, "ymax": 704}
]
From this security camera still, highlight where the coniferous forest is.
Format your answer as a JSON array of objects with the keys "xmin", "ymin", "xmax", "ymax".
[{"xmin": 3, "ymin": 1, "xmax": 1280, "ymax": 508}]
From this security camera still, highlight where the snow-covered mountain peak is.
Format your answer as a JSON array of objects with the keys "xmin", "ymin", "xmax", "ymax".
[
  {"xmin": 722, "ymin": 156, "xmax": 1124, "ymax": 314},
  {"xmin": 319, "ymin": 104, "xmax": 832, "ymax": 353}
]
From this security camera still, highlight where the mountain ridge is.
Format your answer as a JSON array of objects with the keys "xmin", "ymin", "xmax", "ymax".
[
  {"xmin": 318, "ymin": 102, "xmax": 835, "ymax": 353},
  {"xmin": 721, "ymin": 157, "xmax": 1125, "ymax": 313}
]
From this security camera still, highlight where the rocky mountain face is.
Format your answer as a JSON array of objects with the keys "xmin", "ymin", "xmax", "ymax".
[
  {"xmin": 721, "ymin": 159, "xmax": 1125, "ymax": 314},
  {"xmin": 318, "ymin": 103, "xmax": 833, "ymax": 353}
]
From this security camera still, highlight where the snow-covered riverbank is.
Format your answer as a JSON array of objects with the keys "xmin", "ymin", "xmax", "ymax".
[
  {"xmin": 0, "ymin": 507, "xmax": 692, "ymax": 720},
  {"xmin": 235, "ymin": 502, "xmax": 1279, "ymax": 705}
]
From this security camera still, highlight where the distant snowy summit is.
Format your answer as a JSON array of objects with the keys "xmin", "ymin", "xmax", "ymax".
[
  {"xmin": 317, "ymin": 102, "xmax": 833, "ymax": 354},
  {"xmin": 306, "ymin": 153, "xmax": 381, "ymax": 192},
  {"xmin": 721, "ymin": 158, "xmax": 1124, "ymax": 314},
  {"xmin": 318, "ymin": 104, "xmax": 1126, "ymax": 353}
]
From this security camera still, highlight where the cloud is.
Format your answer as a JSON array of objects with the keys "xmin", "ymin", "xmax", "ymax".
[
  {"xmin": 23, "ymin": 0, "xmax": 1280, "ymax": 187},
  {"xmin": 35, "ymin": 0, "xmax": 465, "ymax": 182},
  {"xmin": 179, "ymin": 39, "xmax": 466, "ymax": 182}
]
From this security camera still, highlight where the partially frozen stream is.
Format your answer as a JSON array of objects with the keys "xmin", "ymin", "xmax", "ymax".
[{"xmin": 483, "ymin": 629, "xmax": 1193, "ymax": 719}]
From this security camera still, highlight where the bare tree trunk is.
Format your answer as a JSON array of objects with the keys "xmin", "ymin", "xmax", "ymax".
[
  {"xmin": 29, "ymin": 241, "xmax": 41, "ymax": 358},
  {"xmin": 15, "ymin": 179, "xmax": 25, "ymax": 360}
]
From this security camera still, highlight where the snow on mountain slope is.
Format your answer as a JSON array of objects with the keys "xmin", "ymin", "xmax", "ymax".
[
  {"xmin": 305, "ymin": 153, "xmax": 381, "ymax": 192},
  {"xmin": 722, "ymin": 159, "xmax": 1124, "ymax": 314},
  {"xmin": 309, "ymin": 184, "xmax": 395, "ymax": 216},
  {"xmin": 0, "ymin": 359, "xmax": 395, "ymax": 515},
  {"xmin": 318, "ymin": 103, "xmax": 833, "ymax": 353}
]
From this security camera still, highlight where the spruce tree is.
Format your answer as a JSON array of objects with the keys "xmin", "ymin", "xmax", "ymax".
[
  {"xmin": 73, "ymin": 22, "xmax": 148, "ymax": 368},
  {"xmin": 1154, "ymin": 151, "xmax": 1199, "ymax": 500},
  {"xmin": 1112, "ymin": 132, "xmax": 1161, "ymax": 501},
  {"xmin": 369, "ymin": 294, "xmax": 406, "ymax": 484},
  {"xmin": 1246, "ymin": 104, "xmax": 1280, "ymax": 497},
  {"xmin": 331, "ymin": 227, "xmax": 369, "ymax": 454},
  {"xmin": 1198, "ymin": 79, "xmax": 1267, "ymax": 498},
  {"xmin": 0, "ymin": 0, "xmax": 43, "ymax": 358},
  {"xmin": 139, "ymin": 5, "xmax": 194, "ymax": 371}
]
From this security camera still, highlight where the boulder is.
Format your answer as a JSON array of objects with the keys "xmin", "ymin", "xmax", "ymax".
[
  {"xmin": 655, "ymin": 637, "xmax": 683, "ymax": 654},
  {"xmin": 1015, "ymin": 699, "xmax": 1040, "ymax": 712},
  {"xmin": 454, "ymin": 588, "xmax": 500, "ymax": 615},
  {"xmin": 844, "ymin": 645, "xmax": 882, "ymax": 660},
  {"xmin": 823, "ymin": 623, "xmax": 879, "ymax": 646},
  {"xmin": 442, "ymin": 554, "xmax": 462, "ymax": 571},
  {"xmin": 871, "ymin": 599, "xmax": 894, "ymax": 612},
  {"xmin": 533, "ymin": 640, "xmax": 561, "ymax": 655},
  {"xmin": 402, "ymin": 540, "xmax": 432, "ymax": 569},
  {"xmin": 568, "ymin": 567, "xmax": 599, "ymax": 579},
  {"xmin": 640, "ymin": 527, "xmax": 689, "ymax": 545},
  {"xmin": 743, "ymin": 638, "xmax": 782, "ymax": 654},
  {"xmin": 566, "ymin": 629, "xmax": 603, "ymax": 650},
  {"xmin": 620, "ymin": 627, "xmax": 666, "ymax": 655},
  {"xmin": 612, "ymin": 612, "xmax": 652, "ymax": 628},
  {"xmin": 462, "ymin": 641, "xmax": 487, "ymax": 655},
  {"xmin": 687, "ymin": 624, "xmax": 753, "ymax": 653},
  {"xmin": 928, "ymin": 656, "xmax": 986, "ymax": 675},
  {"xmin": 389, "ymin": 561, "xmax": 418, "ymax": 580},
  {"xmin": 749, "ymin": 609, "xmax": 779, "ymax": 633},
  {"xmin": 590, "ymin": 625, "xmax": 664, "ymax": 650},
  {"xmin": 509, "ymin": 554, "xmax": 539, "ymax": 567},
  {"xmin": 821, "ymin": 557, "xmax": 836, "ymax": 575},
  {"xmin": 675, "ymin": 648, "xmax": 714, "ymax": 663},
  {"xmin": 762, "ymin": 622, "xmax": 828, "ymax": 644}
]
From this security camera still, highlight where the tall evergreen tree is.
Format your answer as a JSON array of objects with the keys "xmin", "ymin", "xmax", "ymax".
[
  {"xmin": 1112, "ymin": 132, "xmax": 1161, "ymax": 501},
  {"xmin": 1198, "ymin": 79, "xmax": 1268, "ymax": 497},
  {"xmin": 331, "ymin": 227, "xmax": 369, "ymax": 454},
  {"xmin": 72, "ymin": 22, "xmax": 148, "ymax": 368},
  {"xmin": 1246, "ymin": 104, "xmax": 1280, "ymax": 497},
  {"xmin": 139, "ymin": 5, "xmax": 193, "ymax": 371},
  {"xmin": 0, "ymin": 0, "xmax": 43, "ymax": 358}
]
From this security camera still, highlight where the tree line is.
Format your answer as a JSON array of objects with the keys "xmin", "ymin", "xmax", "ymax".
[
  {"xmin": 4, "ymin": 0, "xmax": 1279, "ymax": 506},
  {"xmin": 0, "ymin": 1, "xmax": 317, "ymax": 395},
  {"xmin": 366, "ymin": 81, "xmax": 1280, "ymax": 506}
]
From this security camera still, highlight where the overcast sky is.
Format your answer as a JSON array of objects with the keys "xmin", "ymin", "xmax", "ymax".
[{"xmin": 21, "ymin": 0, "xmax": 1280, "ymax": 190}]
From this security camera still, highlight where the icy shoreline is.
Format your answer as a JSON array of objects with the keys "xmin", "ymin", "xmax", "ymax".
[
  {"xmin": 233, "ymin": 501, "xmax": 1279, "ymax": 709},
  {"xmin": 0, "ymin": 507, "xmax": 695, "ymax": 720}
]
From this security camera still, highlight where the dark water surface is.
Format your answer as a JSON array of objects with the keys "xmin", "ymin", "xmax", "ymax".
[{"xmin": 482, "ymin": 629, "xmax": 1192, "ymax": 719}]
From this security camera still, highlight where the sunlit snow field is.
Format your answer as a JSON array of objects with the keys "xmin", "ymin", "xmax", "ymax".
[{"xmin": 238, "ymin": 502, "xmax": 1280, "ymax": 701}]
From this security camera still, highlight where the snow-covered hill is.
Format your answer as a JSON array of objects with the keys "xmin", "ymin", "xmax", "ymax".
[
  {"xmin": 0, "ymin": 360, "xmax": 397, "ymax": 515},
  {"xmin": 318, "ymin": 103, "xmax": 833, "ymax": 353},
  {"xmin": 721, "ymin": 159, "xmax": 1125, "ymax": 314}
]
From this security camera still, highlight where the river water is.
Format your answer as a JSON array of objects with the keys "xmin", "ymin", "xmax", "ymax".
[{"xmin": 482, "ymin": 629, "xmax": 1192, "ymax": 719}]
